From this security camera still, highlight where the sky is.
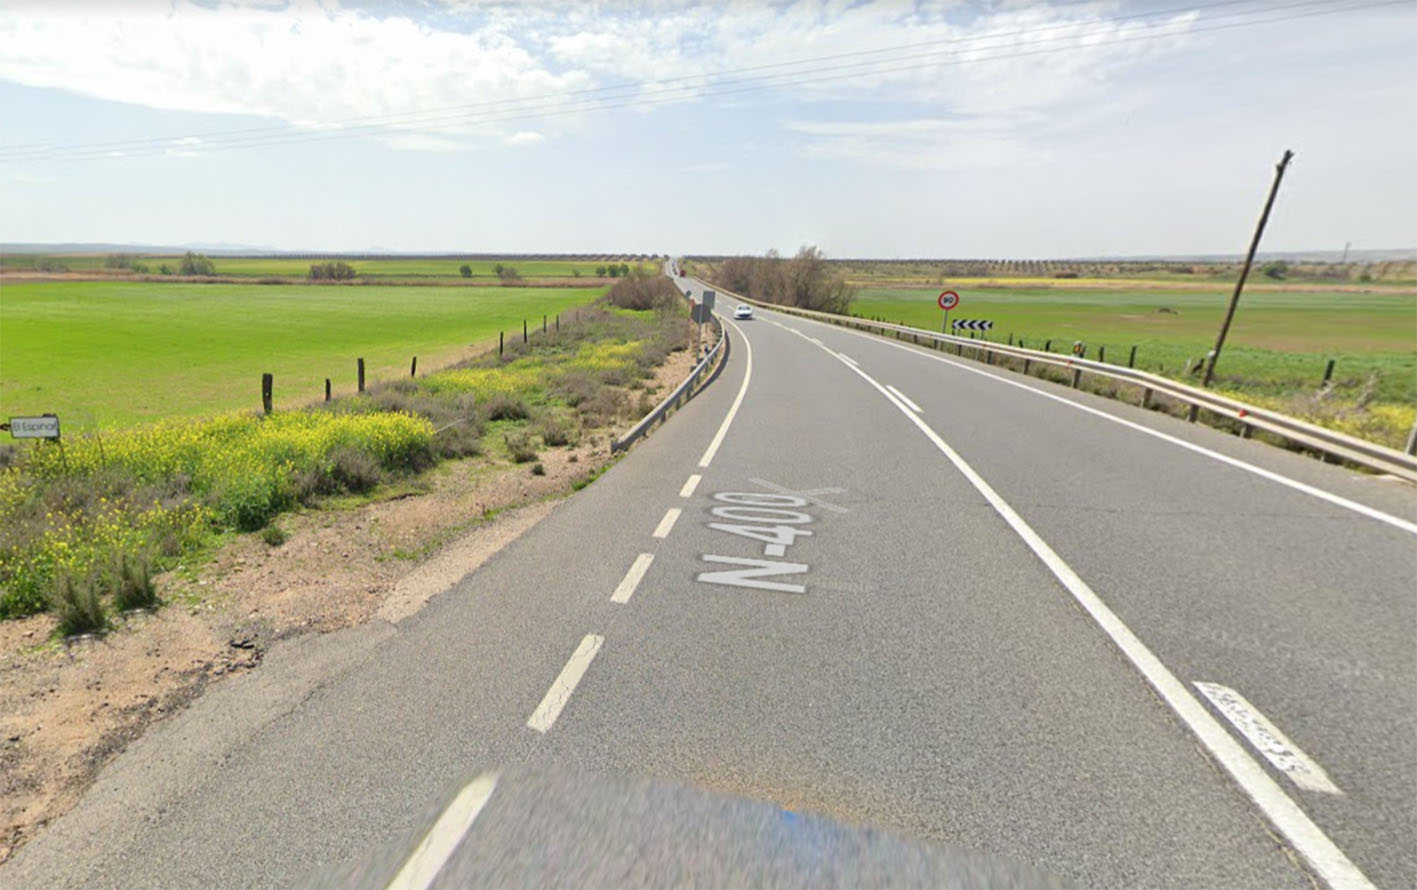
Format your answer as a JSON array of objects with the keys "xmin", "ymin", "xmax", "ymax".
[{"xmin": 1, "ymin": 0, "xmax": 1414, "ymax": 258}]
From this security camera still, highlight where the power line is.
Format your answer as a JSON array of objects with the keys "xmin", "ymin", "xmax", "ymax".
[
  {"xmin": 4, "ymin": 0, "xmax": 1401, "ymax": 163},
  {"xmin": 2, "ymin": 0, "xmax": 1261, "ymax": 160}
]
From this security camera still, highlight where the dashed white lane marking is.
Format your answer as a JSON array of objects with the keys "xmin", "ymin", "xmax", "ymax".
[
  {"xmin": 885, "ymin": 384, "xmax": 922, "ymax": 413},
  {"xmin": 610, "ymin": 553, "xmax": 655, "ymax": 604},
  {"xmin": 526, "ymin": 634, "xmax": 604, "ymax": 733},
  {"xmin": 1195, "ymin": 682, "xmax": 1343, "ymax": 795},
  {"xmin": 653, "ymin": 508, "xmax": 682, "ymax": 539},
  {"xmin": 698, "ymin": 316, "xmax": 753, "ymax": 468},
  {"xmin": 796, "ymin": 335, "xmax": 1376, "ymax": 890},
  {"xmin": 817, "ymin": 322, "xmax": 1417, "ymax": 537},
  {"xmin": 680, "ymin": 474, "xmax": 702, "ymax": 498},
  {"xmin": 385, "ymin": 771, "xmax": 500, "ymax": 890}
]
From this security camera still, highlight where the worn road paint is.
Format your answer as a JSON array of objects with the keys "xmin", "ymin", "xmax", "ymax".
[
  {"xmin": 1195, "ymin": 682, "xmax": 1343, "ymax": 795},
  {"xmin": 749, "ymin": 477, "xmax": 850, "ymax": 514},
  {"xmin": 697, "ymin": 555, "xmax": 808, "ymax": 593},
  {"xmin": 526, "ymin": 635, "xmax": 604, "ymax": 733},
  {"xmin": 653, "ymin": 508, "xmax": 682, "ymax": 539},
  {"xmin": 611, "ymin": 554, "xmax": 655, "ymax": 604},
  {"xmin": 385, "ymin": 771, "xmax": 500, "ymax": 890},
  {"xmin": 679, "ymin": 474, "xmax": 702, "ymax": 498},
  {"xmin": 885, "ymin": 384, "xmax": 922, "ymax": 413}
]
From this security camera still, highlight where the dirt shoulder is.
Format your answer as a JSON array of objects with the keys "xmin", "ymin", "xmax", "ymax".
[{"xmin": 0, "ymin": 346, "xmax": 697, "ymax": 865}]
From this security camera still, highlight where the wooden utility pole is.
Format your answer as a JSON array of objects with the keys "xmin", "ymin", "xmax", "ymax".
[{"xmin": 1201, "ymin": 150, "xmax": 1294, "ymax": 392}]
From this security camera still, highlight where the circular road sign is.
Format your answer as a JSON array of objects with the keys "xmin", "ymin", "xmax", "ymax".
[{"xmin": 938, "ymin": 290, "xmax": 960, "ymax": 311}]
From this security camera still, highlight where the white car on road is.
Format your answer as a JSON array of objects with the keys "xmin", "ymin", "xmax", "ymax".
[{"xmin": 734, "ymin": 304, "xmax": 753, "ymax": 319}]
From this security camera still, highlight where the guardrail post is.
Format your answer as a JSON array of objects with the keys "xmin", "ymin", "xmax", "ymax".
[
  {"xmin": 1023, "ymin": 358, "xmax": 1031, "ymax": 375},
  {"xmin": 1071, "ymin": 367, "xmax": 1082, "ymax": 388},
  {"xmin": 1241, "ymin": 424, "xmax": 1254, "ymax": 439},
  {"xmin": 1142, "ymin": 387, "xmax": 1153, "ymax": 409},
  {"xmin": 1406, "ymin": 418, "xmax": 1417, "ymax": 456}
]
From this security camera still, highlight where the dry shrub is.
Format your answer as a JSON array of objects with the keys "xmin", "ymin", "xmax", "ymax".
[
  {"xmin": 112, "ymin": 552, "xmax": 158, "ymax": 610},
  {"xmin": 504, "ymin": 430, "xmax": 539, "ymax": 463},
  {"xmin": 605, "ymin": 270, "xmax": 681, "ymax": 310},
  {"xmin": 51, "ymin": 572, "xmax": 105, "ymax": 636},
  {"xmin": 484, "ymin": 394, "xmax": 531, "ymax": 421},
  {"xmin": 537, "ymin": 414, "xmax": 577, "ymax": 447},
  {"xmin": 576, "ymin": 388, "xmax": 628, "ymax": 429},
  {"xmin": 329, "ymin": 446, "xmax": 382, "ymax": 494}
]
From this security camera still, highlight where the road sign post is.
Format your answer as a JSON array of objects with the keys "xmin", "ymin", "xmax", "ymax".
[
  {"xmin": 937, "ymin": 290, "xmax": 959, "ymax": 333},
  {"xmin": 5, "ymin": 415, "xmax": 61, "ymax": 440}
]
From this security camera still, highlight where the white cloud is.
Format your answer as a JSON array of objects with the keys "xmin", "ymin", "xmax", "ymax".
[
  {"xmin": 505, "ymin": 130, "xmax": 544, "ymax": 146},
  {"xmin": 791, "ymin": 117, "xmax": 1043, "ymax": 171},
  {"xmin": 0, "ymin": 0, "xmax": 589, "ymax": 145},
  {"xmin": 383, "ymin": 133, "xmax": 469, "ymax": 152}
]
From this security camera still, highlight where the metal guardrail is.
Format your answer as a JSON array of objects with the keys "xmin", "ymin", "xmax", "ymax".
[
  {"xmin": 611, "ymin": 310, "xmax": 727, "ymax": 454},
  {"xmin": 709, "ymin": 284, "xmax": 1417, "ymax": 483}
]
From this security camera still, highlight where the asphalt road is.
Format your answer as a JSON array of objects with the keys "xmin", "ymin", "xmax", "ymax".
[{"xmin": 3, "ymin": 273, "xmax": 1413, "ymax": 889}]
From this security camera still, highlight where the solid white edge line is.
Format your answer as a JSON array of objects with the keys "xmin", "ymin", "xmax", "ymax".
[
  {"xmin": 610, "ymin": 553, "xmax": 655, "ymax": 604},
  {"xmin": 803, "ymin": 336, "xmax": 1376, "ymax": 890},
  {"xmin": 1194, "ymin": 682, "xmax": 1344, "ymax": 795},
  {"xmin": 885, "ymin": 384, "xmax": 923, "ymax": 413},
  {"xmin": 653, "ymin": 508, "xmax": 682, "ymax": 539},
  {"xmin": 385, "ymin": 771, "xmax": 500, "ymax": 890},
  {"xmin": 526, "ymin": 634, "xmax": 604, "ymax": 732},
  {"xmin": 680, "ymin": 474, "xmax": 702, "ymax": 498},
  {"xmin": 838, "ymin": 353, "xmax": 859, "ymax": 366},
  {"xmin": 802, "ymin": 314, "xmax": 1417, "ymax": 537},
  {"xmin": 698, "ymin": 315, "xmax": 753, "ymax": 468}
]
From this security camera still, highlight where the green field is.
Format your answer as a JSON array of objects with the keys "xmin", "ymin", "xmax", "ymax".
[
  {"xmin": 0, "ymin": 254, "xmax": 657, "ymax": 280},
  {"xmin": 0, "ymin": 281, "xmax": 602, "ymax": 429},
  {"xmin": 852, "ymin": 285, "xmax": 1417, "ymax": 443}
]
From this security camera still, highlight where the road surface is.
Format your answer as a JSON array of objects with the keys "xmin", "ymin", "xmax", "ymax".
[{"xmin": 3, "ymin": 274, "xmax": 1413, "ymax": 889}]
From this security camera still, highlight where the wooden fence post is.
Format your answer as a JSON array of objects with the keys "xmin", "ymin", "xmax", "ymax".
[
  {"xmin": 411, "ymin": 356, "xmax": 417, "ymax": 377},
  {"xmin": 523, "ymin": 320, "xmax": 528, "ymax": 343},
  {"xmin": 499, "ymin": 331, "xmax": 504, "ymax": 356},
  {"xmin": 261, "ymin": 373, "xmax": 273, "ymax": 415},
  {"xmin": 357, "ymin": 358, "xmax": 365, "ymax": 393},
  {"xmin": 325, "ymin": 378, "xmax": 331, "ymax": 401},
  {"xmin": 1128, "ymin": 345, "xmax": 1137, "ymax": 368}
]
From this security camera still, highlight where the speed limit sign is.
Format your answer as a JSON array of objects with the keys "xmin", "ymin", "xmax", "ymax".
[{"xmin": 937, "ymin": 290, "xmax": 960, "ymax": 310}]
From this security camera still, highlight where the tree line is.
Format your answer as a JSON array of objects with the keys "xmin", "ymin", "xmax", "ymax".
[{"xmin": 714, "ymin": 246, "xmax": 855, "ymax": 314}]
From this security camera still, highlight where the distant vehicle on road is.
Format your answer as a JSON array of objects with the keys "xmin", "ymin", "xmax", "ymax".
[{"xmin": 734, "ymin": 304, "xmax": 753, "ymax": 319}]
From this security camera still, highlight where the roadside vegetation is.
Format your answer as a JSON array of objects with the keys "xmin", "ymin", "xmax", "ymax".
[
  {"xmin": 0, "ymin": 300, "xmax": 692, "ymax": 628},
  {"xmin": 710, "ymin": 246, "xmax": 855, "ymax": 314}
]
